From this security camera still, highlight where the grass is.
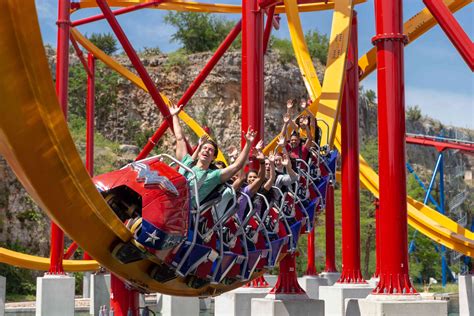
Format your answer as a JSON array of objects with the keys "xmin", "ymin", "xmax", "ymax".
[{"xmin": 6, "ymin": 294, "xmax": 36, "ymax": 302}]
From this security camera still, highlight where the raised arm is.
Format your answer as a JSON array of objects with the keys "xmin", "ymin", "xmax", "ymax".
[
  {"xmin": 247, "ymin": 149, "xmax": 266, "ymax": 195},
  {"xmin": 263, "ymin": 152, "xmax": 276, "ymax": 191},
  {"xmin": 170, "ymin": 103, "xmax": 187, "ymax": 161},
  {"xmin": 192, "ymin": 135, "xmax": 209, "ymax": 160},
  {"xmin": 282, "ymin": 154, "xmax": 298, "ymax": 180},
  {"xmin": 220, "ymin": 127, "xmax": 257, "ymax": 182},
  {"xmin": 300, "ymin": 116, "xmax": 313, "ymax": 148}
]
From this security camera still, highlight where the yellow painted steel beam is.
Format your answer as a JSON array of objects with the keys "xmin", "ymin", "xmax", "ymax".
[
  {"xmin": 75, "ymin": 0, "xmax": 366, "ymax": 14},
  {"xmin": 0, "ymin": 0, "xmax": 247, "ymax": 295},
  {"xmin": 0, "ymin": 248, "xmax": 100, "ymax": 272},
  {"xmin": 71, "ymin": 29, "xmax": 227, "ymax": 164},
  {"xmin": 283, "ymin": 0, "xmax": 322, "ymax": 102},
  {"xmin": 263, "ymin": 0, "xmax": 473, "ymax": 255},
  {"xmin": 358, "ymin": 0, "xmax": 471, "ymax": 80}
]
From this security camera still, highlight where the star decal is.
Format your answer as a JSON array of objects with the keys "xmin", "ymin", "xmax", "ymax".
[{"xmin": 145, "ymin": 230, "xmax": 160, "ymax": 246}]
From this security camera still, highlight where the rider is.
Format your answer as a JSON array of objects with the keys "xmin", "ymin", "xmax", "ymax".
[{"xmin": 170, "ymin": 103, "xmax": 256, "ymax": 207}]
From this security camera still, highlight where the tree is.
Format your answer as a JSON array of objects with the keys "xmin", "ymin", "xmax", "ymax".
[
  {"xmin": 406, "ymin": 105, "xmax": 422, "ymax": 121},
  {"xmin": 88, "ymin": 33, "xmax": 118, "ymax": 55},
  {"xmin": 164, "ymin": 12, "xmax": 235, "ymax": 53},
  {"xmin": 269, "ymin": 36, "xmax": 295, "ymax": 64},
  {"xmin": 304, "ymin": 30, "xmax": 329, "ymax": 64},
  {"xmin": 364, "ymin": 89, "xmax": 376, "ymax": 104}
]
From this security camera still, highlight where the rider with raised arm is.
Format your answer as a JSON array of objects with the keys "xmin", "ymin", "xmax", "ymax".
[
  {"xmin": 169, "ymin": 103, "xmax": 256, "ymax": 206},
  {"xmin": 280, "ymin": 99, "xmax": 313, "ymax": 161}
]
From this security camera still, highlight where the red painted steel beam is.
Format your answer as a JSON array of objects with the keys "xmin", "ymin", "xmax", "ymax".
[
  {"xmin": 305, "ymin": 227, "xmax": 318, "ymax": 275},
  {"xmin": 242, "ymin": 0, "xmax": 264, "ymax": 144},
  {"xmin": 70, "ymin": 36, "xmax": 93, "ymax": 77},
  {"xmin": 63, "ymin": 242, "xmax": 79, "ymax": 260},
  {"xmin": 338, "ymin": 11, "xmax": 365, "ymax": 284},
  {"xmin": 406, "ymin": 135, "xmax": 474, "ymax": 153},
  {"xmin": 372, "ymin": 0, "xmax": 416, "ymax": 295},
  {"xmin": 86, "ymin": 53, "xmax": 95, "ymax": 175},
  {"xmin": 49, "ymin": 0, "xmax": 72, "ymax": 275},
  {"xmin": 324, "ymin": 183, "xmax": 337, "ymax": 272},
  {"xmin": 96, "ymin": 0, "xmax": 173, "ymax": 129},
  {"xmin": 71, "ymin": 0, "xmax": 163, "ymax": 27},
  {"xmin": 110, "ymin": 274, "xmax": 139, "ymax": 316},
  {"xmin": 373, "ymin": 198, "xmax": 380, "ymax": 278},
  {"xmin": 135, "ymin": 20, "xmax": 242, "ymax": 160},
  {"xmin": 423, "ymin": 0, "xmax": 474, "ymax": 71},
  {"xmin": 263, "ymin": 6, "xmax": 276, "ymax": 53}
]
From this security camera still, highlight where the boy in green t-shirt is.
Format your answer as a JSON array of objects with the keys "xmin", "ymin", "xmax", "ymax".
[{"xmin": 169, "ymin": 103, "xmax": 256, "ymax": 207}]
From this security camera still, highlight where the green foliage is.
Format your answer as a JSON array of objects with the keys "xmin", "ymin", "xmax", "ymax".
[
  {"xmin": 0, "ymin": 244, "xmax": 36, "ymax": 298},
  {"xmin": 360, "ymin": 137, "xmax": 379, "ymax": 172},
  {"xmin": 407, "ymin": 174, "xmax": 426, "ymax": 202},
  {"xmin": 164, "ymin": 12, "xmax": 235, "ymax": 53},
  {"xmin": 408, "ymin": 228, "xmax": 441, "ymax": 284},
  {"xmin": 304, "ymin": 30, "xmax": 329, "ymax": 64},
  {"xmin": 364, "ymin": 89, "xmax": 376, "ymax": 104},
  {"xmin": 164, "ymin": 50, "xmax": 190, "ymax": 71},
  {"xmin": 87, "ymin": 33, "xmax": 118, "ymax": 55},
  {"xmin": 139, "ymin": 46, "xmax": 162, "ymax": 57},
  {"xmin": 406, "ymin": 105, "xmax": 422, "ymax": 121},
  {"xmin": 269, "ymin": 36, "xmax": 295, "ymax": 64},
  {"xmin": 68, "ymin": 62, "xmax": 120, "ymax": 120}
]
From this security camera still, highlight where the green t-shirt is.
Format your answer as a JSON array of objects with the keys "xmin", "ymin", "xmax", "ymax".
[{"xmin": 178, "ymin": 154, "xmax": 222, "ymax": 207}]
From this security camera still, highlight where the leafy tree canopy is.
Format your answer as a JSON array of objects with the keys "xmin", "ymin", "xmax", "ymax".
[
  {"xmin": 88, "ymin": 32, "xmax": 118, "ymax": 55},
  {"xmin": 164, "ymin": 12, "xmax": 235, "ymax": 53}
]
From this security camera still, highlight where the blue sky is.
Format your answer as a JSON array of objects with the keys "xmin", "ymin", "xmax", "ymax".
[{"xmin": 36, "ymin": 0, "xmax": 473, "ymax": 129}]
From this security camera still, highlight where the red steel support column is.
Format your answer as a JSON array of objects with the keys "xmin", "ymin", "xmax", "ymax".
[
  {"xmin": 372, "ymin": 0, "xmax": 416, "ymax": 295},
  {"xmin": 338, "ymin": 11, "xmax": 365, "ymax": 284},
  {"xmin": 423, "ymin": 0, "xmax": 474, "ymax": 71},
  {"xmin": 110, "ymin": 275, "xmax": 139, "ymax": 316},
  {"xmin": 270, "ymin": 253, "xmax": 305, "ymax": 295},
  {"xmin": 373, "ymin": 198, "xmax": 380, "ymax": 278},
  {"xmin": 305, "ymin": 227, "xmax": 318, "ymax": 275},
  {"xmin": 49, "ymin": 0, "xmax": 71, "ymax": 274},
  {"xmin": 241, "ymin": 0, "xmax": 264, "ymax": 142},
  {"xmin": 86, "ymin": 53, "xmax": 95, "ymax": 174},
  {"xmin": 136, "ymin": 20, "xmax": 242, "ymax": 160},
  {"xmin": 324, "ymin": 183, "xmax": 337, "ymax": 272},
  {"xmin": 263, "ymin": 6, "xmax": 276, "ymax": 53}
]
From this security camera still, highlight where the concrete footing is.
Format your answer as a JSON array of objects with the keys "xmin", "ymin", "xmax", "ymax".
[
  {"xmin": 319, "ymin": 283, "xmax": 373, "ymax": 316},
  {"xmin": 215, "ymin": 287, "xmax": 270, "ymax": 316},
  {"xmin": 298, "ymin": 276, "xmax": 328, "ymax": 299},
  {"xmin": 319, "ymin": 272, "xmax": 341, "ymax": 286},
  {"xmin": 200, "ymin": 297, "xmax": 212, "ymax": 310},
  {"xmin": 82, "ymin": 272, "xmax": 91, "ymax": 298},
  {"xmin": 367, "ymin": 277, "xmax": 379, "ymax": 288},
  {"xmin": 161, "ymin": 295, "xmax": 200, "ymax": 316},
  {"xmin": 459, "ymin": 274, "xmax": 473, "ymax": 316},
  {"xmin": 263, "ymin": 274, "xmax": 278, "ymax": 287},
  {"xmin": 0, "ymin": 276, "xmax": 5, "ymax": 316},
  {"xmin": 251, "ymin": 294, "xmax": 324, "ymax": 316},
  {"xmin": 36, "ymin": 274, "xmax": 75, "ymax": 316},
  {"xmin": 357, "ymin": 294, "xmax": 447, "ymax": 316},
  {"xmin": 90, "ymin": 273, "xmax": 111, "ymax": 316}
]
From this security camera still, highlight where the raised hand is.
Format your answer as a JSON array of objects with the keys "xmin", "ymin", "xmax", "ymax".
[
  {"xmin": 281, "ymin": 154, "xmax": 290, "ymax": 166},
  {"xmin": 300, "ymin": 116, "xmax": 309, "ymax": 127},
  {"xmin": 277, "ymin": 135, "xmax": 286, "ymax": 147},
  {"xmin": 300, "ymin": 98, "xmax": 307, "ymax": 109},
  {"xmin": 243, "ymin": 127, "xmax": 257, "ymax": 144},
  {"xmin": 169, "ymin": 103, "xmax": 182, "ymax": 117},
  {"xmin": 268, "ymin": 151, "xmax": 276, "ymax": 163},
  {"xmin": 255, "ymin": 150, "xmax": 265, "ymax": 162},
  {"xmin": 286, "ymin": 99, "xmax": 294, "ymax": 111},
  {"xmin": 283, "ymin": 113, "xmax": 291, "ymax": 124},
  {"xmin": 199, "ymin": 134, "xmax": 210, "ymax": 145},
  {"xmin": 255, "ymin": 140, "xmax": 264, "ymax": 152}
]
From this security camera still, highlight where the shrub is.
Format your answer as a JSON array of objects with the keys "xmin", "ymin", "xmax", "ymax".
[
  {"xmin": 304, "ymin": 30, "xmax": 329, "ymax": 64},
  {"xmin": 407, "ymin": 105, "xmax": 422, "ymax": 121},
  {"xmin": 87, "ymin": 33, "xmax": 118, "ymax": 55}
]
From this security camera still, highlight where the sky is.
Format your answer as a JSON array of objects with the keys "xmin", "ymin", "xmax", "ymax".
[{"xmin": 35, "ymin": 0, "xmax": 473, "ymax": 129}]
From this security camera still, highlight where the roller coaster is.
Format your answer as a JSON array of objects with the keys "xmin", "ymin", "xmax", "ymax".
[{"xmin": 0, "ymin": 0, "xmax": 472, "ymax": 314}]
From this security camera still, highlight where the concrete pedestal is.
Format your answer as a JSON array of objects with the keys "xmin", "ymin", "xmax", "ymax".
[
  {"xmin": 298, "ymin": 276, "xmax": 328, "ymax": 299},
  {"xmin": 358, "ymin": 295, "xmax": 447, "ymax": 316},
  {"xmin": 200, "ymin": 297, "xmax": 212, "ymax": 310},
  {"xmin": 36, "ymin": 274, "xmax": 75, "ymax": 316},
  {"xmin": 252, "ymin": 294, "xmax": 324, "ymax": 316},
  {"xmin": 156, "ymin": 293, "xmax": 163, "ymax": 312},
  {"xmin": 0, "ymin": 276, "xmax": 5, "ymax": 316},
  {"xmin": 83, "ymin": 272, "xmax": 91, "ymax": 298},
  {"xmin": 319, "ymin": 283, "xmax": 373, "ymax": 316},
  {"xmin": 215, "ymin": 287, "xmax": 269, "ymax": 316},
  {"xmin": 459, "ymin": 274, "xmax": 473, "ymax": 316},
  {"xmin": 90, "ymin": 273, "xmax": 111, "ymax": 316},
  {"xmin": 263, "ymin": 274, "xmax": 278, "ymax": 287},
  {"xmin": 161, "ymin": 295, "xmax": 200, "ymax": 316},
  {"xmin": 367, "ymin": 277, "xmax": 379, "ymax": 288},
  {"xmin": 320, "ymin": 272, "xmax": 341, "ymax": 286}
]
